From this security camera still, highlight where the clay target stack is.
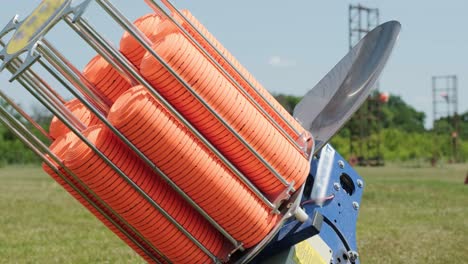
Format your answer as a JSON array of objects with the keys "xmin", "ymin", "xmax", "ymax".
[
  {"xmin": 83, "ymin": 55, "xmax": 133, "ymax": 104},
  {"xmin": 42, "ymin": 10, "xmax": 312, "ymax": 264},
  {"xmin": 175, "ymin": 9, "xmax": 305, "ymax": 139},
  {"xmin": 42, "ymin": 133, "xmax": 166, "ymax": 263},
  {"xmin": 49, "ymin": 99, "xmax": 100, "ymax": 140}
]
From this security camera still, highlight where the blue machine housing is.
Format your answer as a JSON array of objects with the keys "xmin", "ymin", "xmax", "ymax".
[{"xmin": 252, "ymin": 145, "xmax": 364, "ymax": 264}]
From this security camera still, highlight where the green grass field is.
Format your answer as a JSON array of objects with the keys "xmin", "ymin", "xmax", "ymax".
[
  {"xmin": 0, "ymin": 164, "xmax": 466, "ymax": 263},
  {"xmin": 356, "ymin": 164, "xmax": 468, "ymax": 263}
]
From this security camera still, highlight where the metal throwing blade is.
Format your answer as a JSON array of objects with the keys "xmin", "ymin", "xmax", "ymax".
[{"xmin": 293, "ymin": 21, "xmax": 401, "ymax": 151}]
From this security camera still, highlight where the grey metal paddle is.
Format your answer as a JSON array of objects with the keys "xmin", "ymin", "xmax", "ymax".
[{"xmin": 293, "ymin": 21, "xmax": 401, "ymax": 152}]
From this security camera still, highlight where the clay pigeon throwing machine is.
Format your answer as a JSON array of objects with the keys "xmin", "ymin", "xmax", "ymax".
[{"xmin": 0, "ymin": 0, "xmax": 400, "ymax": 263}]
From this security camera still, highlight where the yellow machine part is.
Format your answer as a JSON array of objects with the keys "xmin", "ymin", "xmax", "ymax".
[
  {"xmin": 6, "ymin": 0, "xmax": 68, "ymax": 55},
  {"xmin": 293, "ymin": 240, "xmax": 328, "ymax": 264}
]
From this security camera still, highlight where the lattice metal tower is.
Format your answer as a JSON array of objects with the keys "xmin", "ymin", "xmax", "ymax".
[
  {"xmin": 432, "ymin": 75, "xmax": 459, "ymax": 162},
  {"xmin": 347, "ymin": 4, "xmax": 383, "ymax": 166}
]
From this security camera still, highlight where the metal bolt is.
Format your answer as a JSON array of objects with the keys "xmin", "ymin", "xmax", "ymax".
[
  {"xmin": 352, "ymin": 201, "xmax": 359, "ymax": 210},
  {"xmin": 338, "ymin": 160, "xmax": 345, "ymax": 169},
  {"xmin": 347, "ymin": 250, "xmax": 359, "ymax": 262},
  {"xmin": 333, "ymin": 182, "xmax": 341, "ymax": 191},
  {"xmin": 357, "ymin": 179, "xmax": 364, "ymax": 188}
]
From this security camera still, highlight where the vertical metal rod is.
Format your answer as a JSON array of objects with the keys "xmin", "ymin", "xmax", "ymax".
[
  {"xmin": 446, "ymin": 77, "xmax": 450, "ymax": 118},
  {"xmin": 149, "ymin": 0, "xmax": 302, "ymax": 146},
  {"xmin": 349, "ymin": 5, "xmax": 352, "ymax": 50},
  {"xmin": 68, "ymin": 16, "xmax": 275, "ymax": 211},
  {"xmin": 37, "ymin": 41, "xmax": 225, "ymax": 261},
  {"xmin": 432, "ymin": 76, "xmax": 436, "ymax": 128},
  {"xmin": 451, "ymin": 75, "xmax": 457, "ymax": 162},
  {"xmin": 359, "ymin": 6, "xmax": 363, "ymax": 40},
  {"xmin": 0, "ymin": 103, "xmax": 167, "ymax": 264},
  {"xmin": 377, "ymin": 9, "xmax": 380, "ymax": 25},
  {"xmin": 453, "ymin": 75, "xmax": 458, "ymax": 114},
  {"xmin": 367, "ymin": 9, "xmax": 370, "ymax": 32},
  {"xmin": 95, "ymin": 0, "xmax": 291, "ymax": 189}
]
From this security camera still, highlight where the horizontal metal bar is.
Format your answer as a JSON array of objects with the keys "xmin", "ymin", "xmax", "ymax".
[
  {"xmin": 96, "ymin": 0, "xmax": 291, "ymax": 190},
  {"xmin": 36, "ymin": 40, "xmax": 222, "ymax": 262}
]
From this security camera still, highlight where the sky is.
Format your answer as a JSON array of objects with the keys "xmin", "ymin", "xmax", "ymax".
[{"xmin": 0, "ymin": 0, "xmax": 467, "ymax": 129}]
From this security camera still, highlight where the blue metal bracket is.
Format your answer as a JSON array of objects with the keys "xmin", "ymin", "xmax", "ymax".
[
  {"xmin": 307, "ymin": 145, "xmax": 364, "ymax": 263},
  {"xmin": 252, "ymin": 145, "xmax": 364, "ymax": 264}
]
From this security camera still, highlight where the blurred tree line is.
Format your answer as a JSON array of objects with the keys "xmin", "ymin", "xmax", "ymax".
[
  {"xmin": 0, "ymin": 93, "xmax": 466, "ymax": 166},
  {"xmin": 0, "ymin": 98, "xmax": 50, "ymax": 166},
  {"xmin": 273, "ymin": 93, "xmax": 468, "ymax": 163}
]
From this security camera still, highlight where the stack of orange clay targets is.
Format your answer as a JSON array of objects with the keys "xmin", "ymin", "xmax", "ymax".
[
  {"xmin": 43, "ymin": 10, "xmax": 312, "ymax": 263},
  {"xmin": 83, "ymin": 55, "xmax": 133, "ymax": 104},
  {"xmin": 42, "ymin": 133, "xmax": 166, "ymax": 263},
  {"xmin": 175, "ymin": 9, "xmax": 305, "ymax": 140},
  {"xmin": 49, "ymin": 99, "xmax": 100, "ymax": 140}
]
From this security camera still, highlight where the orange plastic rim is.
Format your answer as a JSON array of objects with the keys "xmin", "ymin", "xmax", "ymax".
[{"xmin": 139, "ymin": 32, "xmax": 310, "ymax": 199}]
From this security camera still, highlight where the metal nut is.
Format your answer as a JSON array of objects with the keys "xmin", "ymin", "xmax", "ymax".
[
  {"xmin": 352, "ymin": 201, "xmax": 359, "ymax": 210},
  {"xmin": 357, "ymin": 179, "xmax": 364, "ymax": 188},
  {"xmin": 333, "ymin": 182, "xmax": 341, "ymax": 191},
  {"xmin": 347, "ymin": 250, "xmax": 359, "ymax": 262},
  {"xmin": 338, "ymin": 160, "xmax": 345, "ymax": 169}
]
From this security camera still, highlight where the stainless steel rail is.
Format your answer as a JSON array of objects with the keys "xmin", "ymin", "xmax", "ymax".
[
  {"xmin": 156, "ymin": 0, "xmax": 304, "ymax": 143},
  {"xmin": 0, "ymin": 90, "xmax": 168, "ymax": 264},
  {"xmin": 0, "ymin": 0, "xmax": 314, "ymax": 261},
  {"xmin": 95, "ymin": 0, "xmax": 293, "ymax": 190},
  {"xmin": 36, "ymin": 40, "xmax": 222, "ymax": 262},
  {"xmin": 145, "ymin": 0, "xmax": 302, "ymax": 150},
  {"xmin": 67, "ymin": 16, "xmax": 277, "ymax": 211}
]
